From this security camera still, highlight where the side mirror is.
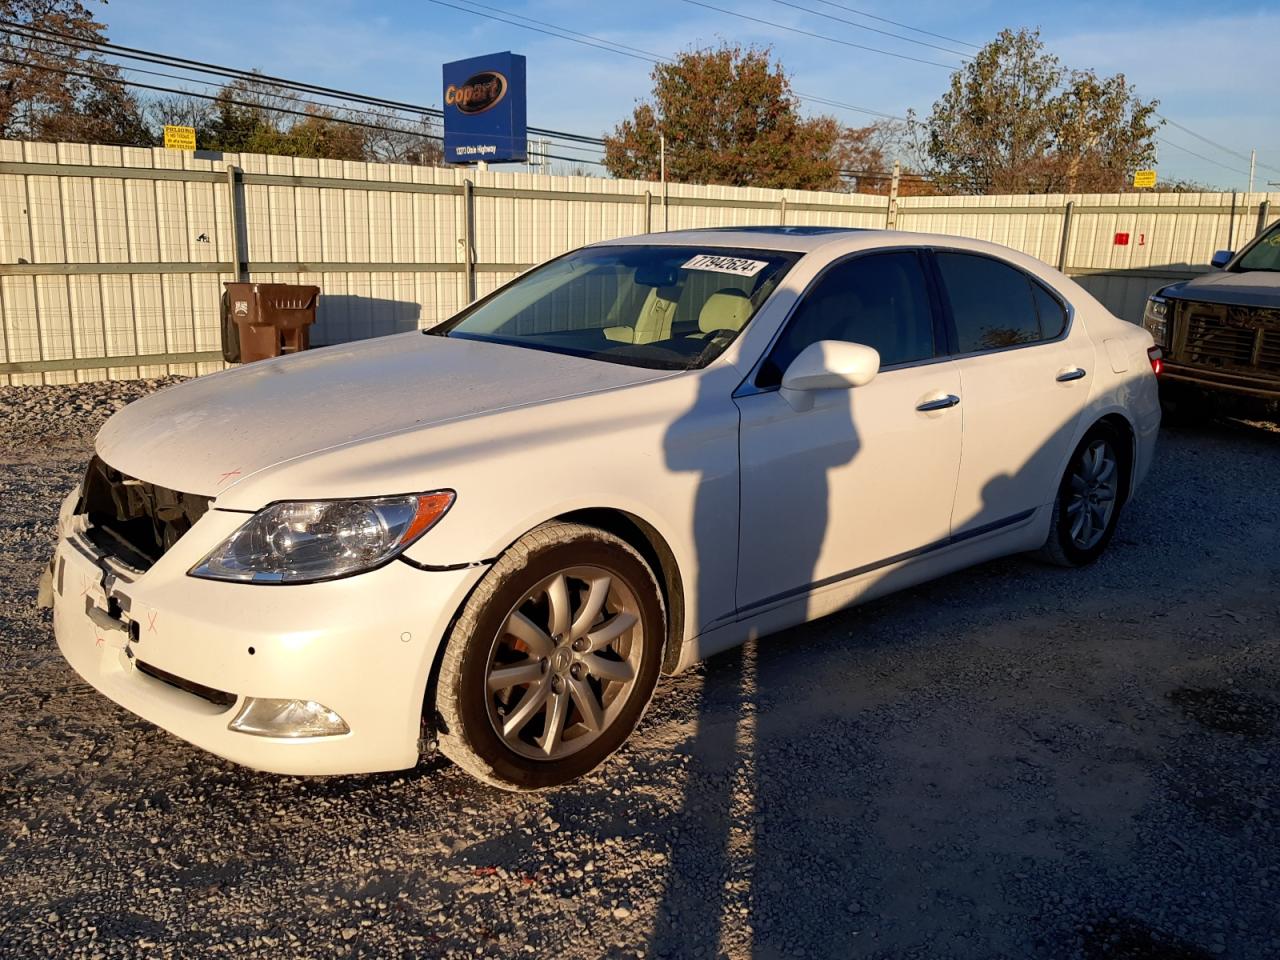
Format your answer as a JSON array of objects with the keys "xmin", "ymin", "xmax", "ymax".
[
  {"xmin": 1210, "ymin": 250, "xmax": 1234, "ymax": 269},
  {"xmin": 781, "ymin": 340, "xmax": 880, "ymax": 392}
]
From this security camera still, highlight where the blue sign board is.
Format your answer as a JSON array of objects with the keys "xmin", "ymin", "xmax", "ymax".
[{"xmin": 442, "ymin": 52, "xmax": 527, "ymax": 164}]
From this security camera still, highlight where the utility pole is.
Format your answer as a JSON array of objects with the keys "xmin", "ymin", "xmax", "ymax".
[
  {"xmin": 1249, "ymin": 149, "xmax": 1256, "ymax": 193},
  {"xmin": 660, "ymin": 133, "xmax": 668, "ymax": 232}
]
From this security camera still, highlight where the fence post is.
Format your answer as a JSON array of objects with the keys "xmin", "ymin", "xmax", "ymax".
[
  {"xmin": 462, "ymin": 177, "xmax": 476, "ymax": 303},
  {"xmin": 1257, "ymin": 199, "xmax": 1271, "ymax": 237},
  {"xmin": 225, "ymin": 164, "xmax": 245, "ymax": 281},
  {"xmin": 1227, "ymin": 191, "xmax": 1237, "ymax": 252},
  {"xmin": 886, "ymin": 160, "xmax": 900, "ymax": 229},
  {"xmin": 1057, "ymin": 200, "xmax": 1075, "ymax": 272},
  {"xmin": 645, "ymin": 190, "xmax": 652, "ymax": 233},
  {"xmin": 779, "ymin": 196, "xmax": 787, "ymax": 226}
]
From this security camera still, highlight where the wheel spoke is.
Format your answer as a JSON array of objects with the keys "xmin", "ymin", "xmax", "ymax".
[
  {"xmin": 1066, "ymin": 498, "xmax": 1085, "ymax": 516},
  {"xmin": 1070, "ymin": 472, "xmax": 1088, "ymax": 493},
  {"xmin": 546, "ymin": 574, "xmax": 571, "ymax": 639},
  {"xmin": 1070, "ymin": 508, "xmax": 1088, "ymax": 542},
  {"xmin": 568, "ymin": 676, "xmax": 604, "ymax": 732},
  {"xmin": 570, "ymin": 575, "xmax": 611, "ymax": 640},
  {"xmin": 584, "ymin": 653, "xmax": 634, "ymax": 683},
  {"xmin": 1096, "ymin": 456, "xmax": 1116, "ymax": 485},
  {"xmin": 1094, "ymin": 487, "xmax": 1115, "ymax": 503},
  {"xmin": 587, "ymin": 611, "xmax": 638, "ymax": 652},
  {"xmin": 505, "ymin": 611, "xmax": 554, "ymax": 658},
  {"xmin": 539, "ymin": 688, "xmax": 570, "ymax": 756},
  {"xmin": 488, "ymin": 658, "xmax": 543, "ymax": 692},
  {"xmin": 502, "ymin": 679, "xmax": 551, "ymax": 738}
]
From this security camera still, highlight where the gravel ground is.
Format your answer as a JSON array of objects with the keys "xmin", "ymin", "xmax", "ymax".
[{"xmin": 1, "ymin": 381, "xmax": 1278, "ymax": 960}]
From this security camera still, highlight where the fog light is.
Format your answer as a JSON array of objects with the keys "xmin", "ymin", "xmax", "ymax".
[{"xmin": 228, "ymin": 698, "xmax": 350, "ymax": 738}]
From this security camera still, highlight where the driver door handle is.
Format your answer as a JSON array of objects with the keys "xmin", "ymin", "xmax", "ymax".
[
  {"xmin": 916, "ymin": 394, "xmax": 960, "ymax": 412},
  {"xmin": 1056, "ymin": 367, "xmax": 1087, "ymax": 382}
]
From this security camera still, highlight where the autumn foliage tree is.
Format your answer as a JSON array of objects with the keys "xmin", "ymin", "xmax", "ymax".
[
  {"xmin": 0, "ymin": 0, "xmax": 150, "ymax": 145},
  {"xmin": 918, "ymin": 28, "xmax": 1160, "ymax": 194},
  {"xmin": 604, "ymin": 45, "xmax": 845, "ymax": 190}
]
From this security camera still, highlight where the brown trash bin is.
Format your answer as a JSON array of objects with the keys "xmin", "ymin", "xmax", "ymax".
[{"xmin": 223, "ymin": 282, "xmax": 320, "ymax": 363}]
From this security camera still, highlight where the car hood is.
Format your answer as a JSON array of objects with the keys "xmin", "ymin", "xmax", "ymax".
[
  {"xmin": 95, "ymin": 332, "xmax": 673, "ymax": 498},
  {"xmin": 1169, "ymin": 270, "xmax": 1280, "ymax": 309}
]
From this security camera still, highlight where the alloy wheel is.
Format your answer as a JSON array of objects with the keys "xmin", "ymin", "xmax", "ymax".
[
  {"xmin": 1067, "ymin": 438, "xmax": 1118, "ymax": 550},
  {"xmin": 484, "ymin": 565, "xmax": 643, "ymax": 761}
]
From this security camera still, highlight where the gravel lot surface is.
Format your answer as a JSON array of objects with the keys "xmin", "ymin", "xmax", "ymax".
[{"xmin": 1, "ymin": 380, "xmax": 1278, "ymax": 960}]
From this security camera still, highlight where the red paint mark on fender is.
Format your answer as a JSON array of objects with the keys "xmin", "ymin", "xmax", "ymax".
[
  {"xmin": 80, "ymin": 574, "xmax": 93, "ymax": 598},
  {"xmin": 216, "ymin": 469, "xmax": 242, "ymax": 487},
  {"xmin": 147, "ymin": 610, "xmax": 159, "ymax": 633},
  {"xmin": 94, "ymin": 636, "xmax": 105, "ymax": 647}
]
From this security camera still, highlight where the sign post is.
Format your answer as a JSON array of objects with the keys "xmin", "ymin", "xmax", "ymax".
[{"xmin": 442, "ymin": 52, "xmax": 527, "ymax": 165}]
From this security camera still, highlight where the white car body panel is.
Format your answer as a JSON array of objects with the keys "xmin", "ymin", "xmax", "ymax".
[{"xmin": 50, "ymin": 229, "xmax": 1161, "ymax": 776}]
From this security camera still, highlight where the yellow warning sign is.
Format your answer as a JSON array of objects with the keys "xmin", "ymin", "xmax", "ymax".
[
  {"xmin": 1132, "ymin": 169, "xmax": 1157, "ymax": 189},
  {"xmin": 163, "ymin": 125, "xmax": 197, "ymax": 151}
]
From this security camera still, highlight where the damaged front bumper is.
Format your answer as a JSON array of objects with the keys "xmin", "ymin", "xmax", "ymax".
[{"xmin": 47, "ymin": 486, "xmax": 485, "ymax": 776}]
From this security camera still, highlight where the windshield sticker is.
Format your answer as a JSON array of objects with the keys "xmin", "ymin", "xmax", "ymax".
[{"xmin": 681, "ymin": 254, "xmax": 768, "ymax": 277}]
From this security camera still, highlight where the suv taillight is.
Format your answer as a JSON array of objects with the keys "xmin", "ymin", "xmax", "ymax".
[{"xmin": 1147, "ymin": 346, "xmax": 1163, "ymax": 377}]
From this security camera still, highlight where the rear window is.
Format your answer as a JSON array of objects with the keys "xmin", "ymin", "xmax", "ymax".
[{"xmin": 936, "ymin": 252, "xmax": 1060, "ymax": 352}]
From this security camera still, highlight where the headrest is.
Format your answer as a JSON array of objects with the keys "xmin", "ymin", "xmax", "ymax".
[{"xmin": 698, "ymin": 289, "xmax": 754, "ymax": 334}]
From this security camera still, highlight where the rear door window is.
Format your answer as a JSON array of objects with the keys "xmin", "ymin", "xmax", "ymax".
[{"xmin": 935, "ymin": 252, "xmax": 1054, "ymax": 353}]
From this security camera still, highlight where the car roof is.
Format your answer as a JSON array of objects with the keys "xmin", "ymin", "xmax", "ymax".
[{"xmin": 603, "ymin": 224, "xmax": 1044, "ymax": 256}]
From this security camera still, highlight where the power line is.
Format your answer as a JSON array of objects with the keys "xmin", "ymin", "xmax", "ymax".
[
  {"xmin": 677, "ymin": 0, "xmax": 962, "ymax": 70},
  {"xmin": 806, "ymin": 0, "xmax": 981, "ymax": 49},
  {"xmin": 767, "ymin": 0, "xmax": 972, "ymax": 58},
  {"xmin": 1155, "ymin": 112, "xmax": 1280, "ymax": 177},
  {"xmin": 1, "ymin": 19, "xmax": 608, "ymax": 149},
  {"xmin": 0, "ymin": 54, "xmax": 607, "ymax": 166},
  {"xmin": 1155, "ymin": 135, "xmax": 1250, "ymax": 180},
  {"xmin": 420, "ymin": 0, "xmax": 908, "ymax": 121}
]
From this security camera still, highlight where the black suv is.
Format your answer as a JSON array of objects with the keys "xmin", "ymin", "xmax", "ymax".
[{"xmin": 1143, "ymin": 220, "xmax": 1279, "ymax": 409}]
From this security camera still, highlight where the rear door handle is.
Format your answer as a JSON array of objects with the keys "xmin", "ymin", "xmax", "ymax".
[
  {"xmin": 1056, "ymin": 367, "xmax": 1087, "ymax": 382},
  {"xmin": 916, "ymin": 394, "xmax": 960, "ymax": 411}
]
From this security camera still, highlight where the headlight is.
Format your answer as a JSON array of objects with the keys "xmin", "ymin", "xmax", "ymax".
[
  {"xmin": 1142, "ymin": 296, "xmax": 1169, "ymax": 346},
  {"xmin": 190, "ymin": 491, "xmax": 454, "ymax": 584}
]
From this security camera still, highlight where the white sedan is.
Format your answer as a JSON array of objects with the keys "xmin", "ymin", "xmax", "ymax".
[{"xmin": 45, "ymin": 227, "xmax": 1161, "ymax": 790}]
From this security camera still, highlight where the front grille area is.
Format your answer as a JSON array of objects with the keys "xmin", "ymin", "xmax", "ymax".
[
  {"xmin": 77, "ymin": 456, "xmax": 210, "ymax": 572},
  {"xmin": 1171, "ymin": 299, "xmax": 1279, "ymax": 374}
]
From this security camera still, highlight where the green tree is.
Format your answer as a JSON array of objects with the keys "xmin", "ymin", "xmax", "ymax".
[
  {"xmin": 603, "ymin": 44, "xmax": 842, "ymax": 190},
  {"xmin": 919, "ymin": 28, "xmax": 1160, "ymax": 194},
  {"xmin": 0, "ymin": 0, "xmax": 150, "ymax": 145}
]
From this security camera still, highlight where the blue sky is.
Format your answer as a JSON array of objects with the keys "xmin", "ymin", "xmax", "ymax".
[{"xmin": 103, "ymin": 0, "xmax": 1279, "ymax": 189}]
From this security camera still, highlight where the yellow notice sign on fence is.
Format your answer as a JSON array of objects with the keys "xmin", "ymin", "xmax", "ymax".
[
  {"xmin": 1133, "ymin": 170, "xmax": 1157, "ymax": 189},
  {"xmin": 163, "ymin": 125, "xmax": 197, "ymax": 151}
]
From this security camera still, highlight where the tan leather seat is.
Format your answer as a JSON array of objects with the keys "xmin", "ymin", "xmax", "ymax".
[
  {"xmin": 604, "ymin": 286, "xmax": 680, "ymax": 344},
  {"xmin": 697, "ymin": 289, "xmax": 753, "ymax": 336}
]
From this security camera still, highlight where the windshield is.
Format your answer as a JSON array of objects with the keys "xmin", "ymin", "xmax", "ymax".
[
  {"xmin": 1235, "ymin": 222, "xmax": 1280, "ymax": 272},
  {"xmin": 430, "ymin": 245, "xmax": 799, "ymax": 370}
]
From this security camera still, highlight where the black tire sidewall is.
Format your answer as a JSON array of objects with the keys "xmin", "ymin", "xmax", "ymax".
[
  {"xmin": 449, "ymin": 536, "xmax": 664, "ymax": 790},
  {"xmin": 1052, "ymin": 425, "xmax": 1126, "ymax": 566}
]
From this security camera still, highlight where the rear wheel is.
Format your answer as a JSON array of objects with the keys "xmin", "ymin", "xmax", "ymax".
[
  {"xmin": 435, "ymin": 522, "xmax": 665, "ymax": 791},
  {"xmin": 1039, "ymin": 425, "xmax": 1126, "ymax": 567}
]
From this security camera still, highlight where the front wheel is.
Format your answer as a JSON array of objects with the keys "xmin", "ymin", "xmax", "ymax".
[
  {"xmin": 434, "ymin": 522, "xmax": 665, "ymax": 791},
  {"xmin": 1039, "ymin": 425, "xmax": 1126, "ymax": 567}
]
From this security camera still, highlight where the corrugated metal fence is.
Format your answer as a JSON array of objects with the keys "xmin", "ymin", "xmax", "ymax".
[{"xmin": 2, "ymin": 138, "xmax": 1276, "ymax": 385}]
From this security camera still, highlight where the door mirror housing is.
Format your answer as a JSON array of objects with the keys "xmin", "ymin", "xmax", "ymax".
[
  {"xmin": 1210, "ymin": 249, "xmax": 1234, "ymax": 269},
  {"xmin": 781, "ymin": 340, "xmax": 881, "ymax": 392}
]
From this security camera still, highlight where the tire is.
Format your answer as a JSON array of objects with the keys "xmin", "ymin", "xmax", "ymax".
[
  {"xmin": 435, "ymin": 522, "xmax": 666, "ymax": 791},
  {"xmin": 1039, "ymin": 424, "xmax": 1127, "ymax": 568}
]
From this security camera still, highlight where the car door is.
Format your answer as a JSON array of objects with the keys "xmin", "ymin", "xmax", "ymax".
[
  {"xmin": 930, "ymin": 250, "xmax": 1093, "ymax": 537},
  {"xmin": 734, "ymin": 249, "xmax": 963, "ymax": 614}
]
